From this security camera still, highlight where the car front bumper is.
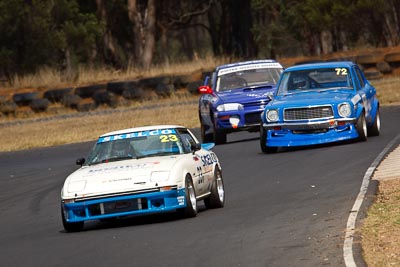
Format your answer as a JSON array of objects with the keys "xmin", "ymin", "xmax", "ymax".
[
  {"xmin": 215, "ymin": 108, "xmax": 263, "ymax": 132},
  {"xmin": 262, "ymin": 118, "xmax": 359, "ymax": 147},
  {"xmin": 62, "ymin": 188, "xmax": 186, "ymax": 223}
]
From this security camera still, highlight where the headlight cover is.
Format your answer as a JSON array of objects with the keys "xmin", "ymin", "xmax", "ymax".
[
  {"xmin": 150, "ymin": 171, "xmax": 170, "ymax": 182},
  {"xmin": 67, "ymin": 180, "xmax": 86, "ymax": 193},
  {"xmin": 338, "ymin": 103, "xmax": 352, "ymax": 117},
  {"xmin": 216, "ymin": 103, "xmax": 244, "ymax": 112},
  {"xmin": 266, "ymin": 109, "xmax": 279, "ymax": 122}
]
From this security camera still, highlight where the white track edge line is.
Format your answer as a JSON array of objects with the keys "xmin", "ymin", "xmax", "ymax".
[{"xmin": 343, "ymin": 133, "xmax": 400, "ymax": 267}]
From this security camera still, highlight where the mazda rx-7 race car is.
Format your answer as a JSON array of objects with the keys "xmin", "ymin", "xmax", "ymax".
[
  {"xmin": 260, "ymin": 61, "xmax": 380, "ymax": 153},
  {"xmin": 61, "ymin": 125, "xmax": 225, "ymax": 232},
  {"xmin": 198, "ymin": 60, "xmax": 284, "ymax": 144}
]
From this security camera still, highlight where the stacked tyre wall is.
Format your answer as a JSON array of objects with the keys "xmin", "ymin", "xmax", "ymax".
[
  {"xmin": 0, "ymin": 69, "xmax": 211, "ymax": 116},
  {"xmin": 2, "ymin": 50, "xmax": 400, "ymax": 116}
]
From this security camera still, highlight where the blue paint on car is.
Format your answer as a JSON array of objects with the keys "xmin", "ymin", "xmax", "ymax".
[
  {"xmin": 198, "ymin": 60, "xmax": 284, "ymax": 144},
  {"xmin": 260, "ymin": 61, "xmax": 381, "ymax": 153}
]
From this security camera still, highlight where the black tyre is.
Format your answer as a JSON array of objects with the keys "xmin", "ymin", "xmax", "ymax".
[
  {"xmin": 178, "ymin": 175, "xmax": 197, "ymax": 218},
  {"xmin": 356, "ymin": 112, "xmax": 368, "ymax": 141},
  {"xmin": 76, "ymin": 99, "xmax": 98, "ymax": 112},
  {"xmin": 43, "ymin": 88, "xmax": 73, "ymax": 103},
  {"xmin": 12, "ymin": 92, "xmax": 39, "ymax": 106},
  {"xmin": 62, "ymin": 94, "xmax": 81, "ymax": 109},
  {"xmin": 75, "ymin": 84, "xmax": 106, "ymax": 98},
  {"xmin": 368, "ymin": 109, "xmax": 381, "ymax": 137},
  {"xmin": 260, "ymin": 124, "xmax": 278, "ymax": 153},
  {"xmin": 204, "ymin": 167, "xmax": 225, "ymax": 209},
  {"xmin": 30, "ymin": 98, "xmax": 50, "ymax": 112},
  {"xmin": 384, "ymin": 52, "xmax": 400, "ymax": 63},
  {"xmin": 363, "ymin": 69, "xmax": 383, "ymax": 80},
  {"xmin": 61, "ymin": 206, "xmax": 84, "ymax": 232},
  {"xmin": 200, "ymin": 119, "xmax": 213, "ymax": 143},
  {"xmin": 0, "ymin": 101, "xmax": 17, "ymax": 115}
]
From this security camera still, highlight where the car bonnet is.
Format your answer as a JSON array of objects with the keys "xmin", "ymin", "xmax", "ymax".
[
  {"xmin": 270, "ymin": 90, "xmax": 356, "ymax": 108},
  {"xmin": 216, "ymin": 86, "xmax": 275, "ymax": 104},
  {"xmin": 63, "ymin": 156, "xmax": 181, "ymax": 198}
]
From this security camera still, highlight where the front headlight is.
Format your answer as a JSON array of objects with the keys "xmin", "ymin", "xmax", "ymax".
[
  {"xmin": 338, "ymin": 103, "xmax": 352, "ymax": 117},
  {"xmin": 216, "ymin": 103, "xmax": 243, "ymax": 112},
  {"xmin": 150, "ymin": 171, "xmax": 170, "ymax": 182},
  {"xmin": 67, "ymin": 180, "xmax": 86, "ymax": 193},
  {"xmin": 266, "ymin": 109, "xmax": 279, "ymax": 122}
]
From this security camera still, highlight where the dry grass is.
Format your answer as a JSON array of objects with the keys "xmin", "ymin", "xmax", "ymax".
[
  {"xmin": 0, "ymin": 92, "xmax": 199, "ymax": 152},
  {"xmin": 8, "ymin": 56, "xmax": 230, "ymax": 90},
  {"xmin": 1, "ymin": 73, "xmax": 399, "ymax": 152},
  {"xmin": 372, "ymin": 76, "xmax": 400, "ymax": 106},
  {"xmin": 361, "ymin": 178, "xmax": 400, "ymax": 266}
]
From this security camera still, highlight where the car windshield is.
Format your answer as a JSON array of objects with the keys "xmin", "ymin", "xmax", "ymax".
[
  {"xmin": 85, "ymin": 128, "xmax": 184, "ymax": 165},
  {"xmin": 216, "ymin": 64, "xmax": 282, "ymax": 92},
  {"xmin": 276, "ymin": 67, "xmax": 354, "ymax": 96}
]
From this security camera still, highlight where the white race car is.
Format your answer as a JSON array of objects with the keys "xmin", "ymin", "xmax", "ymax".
[{"xmin": 61, "ymin": 125, "xmax": 225, "ymax": 232}]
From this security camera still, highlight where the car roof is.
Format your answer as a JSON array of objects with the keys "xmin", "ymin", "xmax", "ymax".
[
  {"xmin": 284, "ymin": 61, "xmax": 356, "ymax": 72},
  {"xmin": 100, "ymin": 125, "xmax": 186, "ymax": 137},
  {"xmin": 216, "ymin": 59, "xmax": 282, "ymax": 71}
]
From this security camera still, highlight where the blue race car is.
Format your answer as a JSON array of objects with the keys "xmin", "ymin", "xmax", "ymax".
[
  {"xmin": 198, "ymin": 60, "xmax": 284, "ymax": 144},
  {"xmin": 260, "ymin": 61, "xmax": 380, "ymax": 153}
]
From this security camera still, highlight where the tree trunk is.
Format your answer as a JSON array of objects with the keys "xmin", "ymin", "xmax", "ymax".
[
  {"xmin": 320, "ymin": 30, "xmax": 333, "ymax": 54},
  {"xmin": 127, "ymin": 0, "xmax": 156, "ymax": 69},
  {"xmin": 96, "ymin": 0, "xmax": 121, "ymax": 68}
]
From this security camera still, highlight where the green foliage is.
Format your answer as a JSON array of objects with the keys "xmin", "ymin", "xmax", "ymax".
[{"xmin": 0, "ymin": 0, "xmax": 398, "ymax": 81}]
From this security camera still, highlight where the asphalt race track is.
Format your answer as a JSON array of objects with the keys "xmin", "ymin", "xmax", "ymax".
[{"xmin": 1, "ymin": 105, "xmax": 399, "ymax": 267}]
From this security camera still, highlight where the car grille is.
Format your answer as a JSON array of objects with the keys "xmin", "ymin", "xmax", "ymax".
[
  {"xmin": 245, "ymin": 111, "xmax": 262, "ymax": 124},
  {"xmin": 243, "ymin": 101, "xmax": 266, "ymax": 107},
  {"xmin": 284, "ymin": 106, "xmax": 333, "ymax": 121}
]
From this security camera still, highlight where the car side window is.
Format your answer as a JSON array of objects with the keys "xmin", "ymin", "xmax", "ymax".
[
  {"xmin": 354, "ymin": 67, "xmax": 365, "ymax": 89},
  {"xmin": 177, "ymin": 129, "xmax": 197, "ymax": 153}
]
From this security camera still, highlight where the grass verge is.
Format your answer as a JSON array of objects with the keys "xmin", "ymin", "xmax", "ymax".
[{"xmin": 361, "ymin": 178, "xmax": 400, "ymax": 266}]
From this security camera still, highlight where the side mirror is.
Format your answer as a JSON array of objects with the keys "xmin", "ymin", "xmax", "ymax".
[
  {"xmin": 76, "ymin": 158, "xmax": 85, "ymax": 166},
  {"xmin": 191, "ymin": 143, "xmax": 201, "ymax": 154},
  {"xmin": 198, "ymin": 85, "xmax": 213, "ymax": 94}
]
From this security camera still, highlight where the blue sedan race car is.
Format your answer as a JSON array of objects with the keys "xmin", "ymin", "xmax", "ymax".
[
  {"xmin": 198, "ymin": 60, "xmax": 284, "ymax": 144},
  {"xmin": 260, "ymin": 61, "xmax": 380, "ymax": 153}
]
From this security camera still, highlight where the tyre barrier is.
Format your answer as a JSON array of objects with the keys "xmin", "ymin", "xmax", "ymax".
[
  {"xmin": 384, "ymin": 52, "xmax": 400, "ymax": 63},
  {"xmin": 356, "ymin": 53, "xmax": 384, "ymax": 68},
  {"xmin": 0, "ymin": 95, "xmax": 7, "ymax": 105},
  {"xmin": 0, "ymin": 101, "xmax": 17, "ymax": 115},
  {"xmin": 12, "ymin": 92, "xmax": 39, "ymax": 107},
  {"xmin": 325, "ymin": 56, "xmax": 357, "ymax": 62},
  {"xmin": 92, "ymin": 91, "xmax": 119, "ymax": 108},
  {"xmin": 187, "ymin": 81, "xmax": 203, "ymax": 94},
  {"xmin": 364, "ymin": 69, "xmax": 383, "ymax": 80},
  {"xmin": 76, "ymin": 99, "xmax": 98, "ymax": 112},
  {"xmin": 172, "ymin": 70, "xmax": 203, "ymax": 88},
  {"xmin": 30, "ymin": 98, "xmax": 50, "ymax": 113},
  {"xmin": 138, "ymin": 76, "xmax": 172, "ymax": 90},
  {"xmin": 122, "ymin": 87, "xmax": 146, "ymax": 100},
  {"xmin": 75, "ymin": 84, "xmax": 107, "ymax": 98},
  {"xmin": 107, "ymin": 80, "xmax": 138, "ymax": 95},
  {"xmin": 62, "ymin": 94, "xmax": 82, "ymax": 109},
  {"xmin": 43, "ymin": 88, "xmax": 73, "ymax": 103},
  {"xmin": 376, "ymin": 61, "xmax": 392, "ymax": 74},
  {"xmin": 155, "ymin": 83, "xmax": 174, "ymax": 97},
  {"xmin": 294, "ymin": 59, "xmax": 325, "ymax": 65}
]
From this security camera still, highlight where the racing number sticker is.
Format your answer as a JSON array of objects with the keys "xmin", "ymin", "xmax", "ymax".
[
  {"xmin": 196, "ymin": 166, "xmax": 204, "ymax": 184},
  {"xmin": 160, "ymin": 134, "xmax": 178, "ymax": 142},
  {"xmin": 335, "ymin": 68, "xmax": 347, "ymax": 75}
]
